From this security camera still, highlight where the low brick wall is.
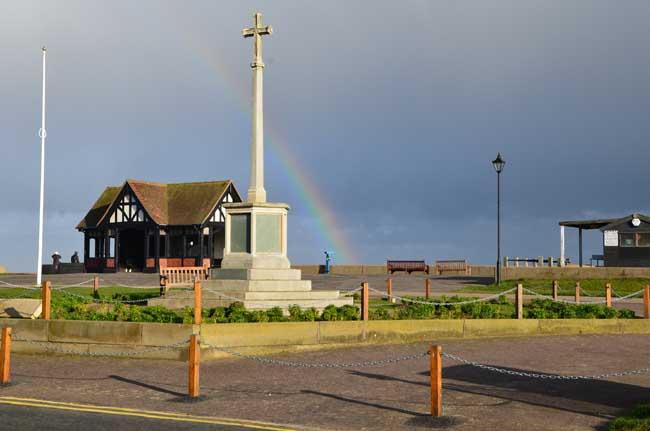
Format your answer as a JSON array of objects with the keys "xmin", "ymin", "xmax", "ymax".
[
  {"xmin": 469, "ymin": 265, "xmax": 495, "ymax": 277},
  {"xmin": 1, "ymin": 318, "xmax": 648, "ymax": 360},
  {"xmin": 295, "ymin": 264, "xmax": 650, "ymax": 280},
  {"xmin": 502, "ymin": 266, "xmax": 650, "ymax": 280},
  {"xmin": 41, "ymin": 263, "xmax": 85, "ymax": 275},
  {"xmin": 293, "ymin": 265, "xmax": 387, "ymax": 275}
]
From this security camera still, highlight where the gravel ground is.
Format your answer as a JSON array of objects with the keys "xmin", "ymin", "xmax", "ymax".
[{"xmin": 2, "ymin": 334, "xmax": 649, "ymax": 430}]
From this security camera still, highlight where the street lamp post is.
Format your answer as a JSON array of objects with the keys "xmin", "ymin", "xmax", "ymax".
[{"xmin": 492, "ymin": 153, "xmax": 505, "ymax": 285}]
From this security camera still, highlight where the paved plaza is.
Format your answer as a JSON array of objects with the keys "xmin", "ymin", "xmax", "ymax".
[{"xmin": 1, "ymin": 334, "xmax": 648, "ymax": 430}]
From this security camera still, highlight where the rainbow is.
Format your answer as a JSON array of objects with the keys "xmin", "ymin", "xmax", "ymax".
[{"xmin": 186, "ymin": 35, "xmax": 358, "ymax": 263}]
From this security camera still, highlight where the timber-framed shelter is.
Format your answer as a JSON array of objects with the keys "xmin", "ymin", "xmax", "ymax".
[{"xmin": 77, "ymin": 179, "xmax": 241, "ymax": 273}]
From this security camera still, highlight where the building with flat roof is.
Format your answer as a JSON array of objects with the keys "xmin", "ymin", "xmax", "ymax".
[{"xmin": 559, "ymin": 213, "xmax": 650, "ymax": 267}]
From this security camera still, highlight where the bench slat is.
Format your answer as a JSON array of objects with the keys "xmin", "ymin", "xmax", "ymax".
[
  {"xmin": 434, "ymin": 260, "xmax": 470, "ymax": 276},
  {"xmin": 387, "ymin": 260, "xmax": 430, "ymax": 275}
]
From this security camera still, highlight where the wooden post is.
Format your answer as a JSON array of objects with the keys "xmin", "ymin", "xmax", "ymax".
[
  {"xmin": 386, "ymin": 278, "xmax": 393, "ymax": 303},
  {"xmin": 93, "ymin": 276, "xmax": 100, "ymax": 295},
  {"xmin": 188, "ymin": 334, "xmax": 200, "ymax": 398},
  {"xmin": 552, "ymin": 280, "xmax": 559, "ymax": 301},
  {"xmin": 193, "ymin": 278, "xmax": 202, "ymax": 325},
  {"xmin": 42, "ymin": 281, "xmax": 51, "ymax": 320},
  {"xmin": 575, "ymin": 282, "xmax": 580, "ymax": 305},
  {"xmin": 605, "ymin": 283, "xmax": 612, "ymax": 308},
  {"xmin": 425, "ymin": 278, "xmax": 431, "ymax": 299},
  {"xmin": 429, "ymin": 345, "xmax": 442, "ymax": 417},
  {"xmin": 515, "ymin": 283, "xmax": 523, "ymax": 320},
  {"xmin": 643, "ymin": 285, "xmax": 650, "ymax": 319},
  {"xmin": 0, "ymin": 327, "xmax": 11, "ymax": 385},
  {"xmin": 361, "ymin": 282, "xmax": 369, "ymax": 321}
]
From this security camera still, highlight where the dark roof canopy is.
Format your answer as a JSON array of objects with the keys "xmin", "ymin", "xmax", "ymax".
[
  {"xmin": 558, "ymin": 218, "xmax": 618, "ymax": 230},
  {"xmin": 559, "ymin": 213, "xmax": 650, "ymax": 230},
  {"xmin": 77, "ymin": 179, "xmax": 238, "ymax": 229}
]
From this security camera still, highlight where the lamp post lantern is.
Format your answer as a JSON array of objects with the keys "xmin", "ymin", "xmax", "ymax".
[{"xmin": 492, "ymin": 153, "xmax": 505, "ymax": 285}]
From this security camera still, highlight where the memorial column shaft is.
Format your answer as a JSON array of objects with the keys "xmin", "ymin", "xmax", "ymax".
[{"xmin": 248, "ymin": 60, "xmax": 266, "ymax": 203}]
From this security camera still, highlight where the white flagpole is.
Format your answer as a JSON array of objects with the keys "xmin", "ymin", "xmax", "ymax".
[{"xmin": 36, "ymin": 46, "xmax": 47, "ymax": 286}]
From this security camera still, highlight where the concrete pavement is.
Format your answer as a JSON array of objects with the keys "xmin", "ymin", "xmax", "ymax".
[{"xmin": 1, "ymin": 334, "xmax": 648, "ymax": 430}]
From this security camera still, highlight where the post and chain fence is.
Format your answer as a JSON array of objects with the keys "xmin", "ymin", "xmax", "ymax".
[
  {"xmin": 8, "ymin": 333, "xmax": 188, "ymax": 358},
  {"xmin": 441, "ymin": 351, "xmax": 650, "ymax": 380},
  {"xmin": 367, "ymin": 286, "xmax": 517, "ymax": 306},
  {"xmin": 201, "ymin": 342, "xmax": 429, "ymax": 369},
  {"xmin": 522, "ymin": 287, "xmax": 645, "ymax": 305}
]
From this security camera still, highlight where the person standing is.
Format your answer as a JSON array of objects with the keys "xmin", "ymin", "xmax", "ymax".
[{"xmin": 51, "ymin": 251, "xmax": 62, "ymax": 273}]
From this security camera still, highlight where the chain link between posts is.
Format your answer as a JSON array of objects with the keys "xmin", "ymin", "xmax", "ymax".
[
  {"xmin": 5, "ymin": 331, "xmax": 650, "ymax": 380},
  {"xmin": 441, "ymin": 351, "xmax": 650, "ymax": 380},
  {"xmin": 201, "ymin": 342, "xmax": 429, "ymax": 368},
  {"xmin": 522, "ymin": 287, "xmax": 645, "ymax": 305},
  {"xmin": 10, "ymin": 335, "xmax": 188, "ymax": 358},
  {"xmin": 0, "ymin": 281, "xmax": 41, "ymax": 290}
]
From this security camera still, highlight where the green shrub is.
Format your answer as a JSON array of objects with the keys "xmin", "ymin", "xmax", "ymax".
[
  {"xmin": 369, "ymin": 307, "xmax": 392, "ymax": 320},
  {"xmin": 609, "ymin": 404, "xmax": 650, "ymax": 431},
  {"xmin": 47, "ymin": 292, "xmax": 638, "ymax": 323},
  {"xmin": 266, "ymin": 307, "xmax": 285, "ymax": 322},
  {"xmin": 288, "ymin": 305, "xmax": 318, "ymax": 321},
  {"xmin": 321, "ymin": 305, "xmax": 340, "ymax": 321},
  {"xmin": 225, "ymin": 302, "xmax": 248, "ymax": 323},
  {"xmin": 525, "ymin": 300, "xmax": 633, "ymax": 319},
  {"xmin": 339, "ymin": 304, "xmax": 359, "ymax": 320}
]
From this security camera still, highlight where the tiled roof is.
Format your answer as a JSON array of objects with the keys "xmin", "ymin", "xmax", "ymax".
[
  {"xmin": 76, "ymin": 187, "xmax": 121, "ymax": 229},
  {"xmin": 77, "ymin": 179, "xmax": 237, "ymax": 229}
]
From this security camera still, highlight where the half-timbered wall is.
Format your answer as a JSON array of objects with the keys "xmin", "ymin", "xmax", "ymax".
[
  {"xmin": 209, "ymin": 189, "xmax": 237, "ymax": 223},
  {"xmin": 108, "ymin": 190, "xmax": 149, "ymax": 224}
]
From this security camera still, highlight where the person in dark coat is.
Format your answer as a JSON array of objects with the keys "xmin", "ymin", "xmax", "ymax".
[
  {"xmin": 52, "ymin": 251, "xmax": 62, "ymax": 273},
  {"xmin": 71, "ymin": 251, "xmax": 80, "ymax": 264}
]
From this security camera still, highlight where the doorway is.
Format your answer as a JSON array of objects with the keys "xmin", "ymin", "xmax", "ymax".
[{"xmin": 118, "ymin": 229, "xmax": 145, "ymax": 271}]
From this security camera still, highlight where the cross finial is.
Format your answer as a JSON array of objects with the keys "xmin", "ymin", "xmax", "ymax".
[{"xmin": 242, "ymin": 12, "xmax": 273, "ymax": 68}]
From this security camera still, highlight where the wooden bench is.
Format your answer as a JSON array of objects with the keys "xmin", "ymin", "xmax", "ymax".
[
  {"xmin": 159, "ymin": 266, "xmax": 209, "ymax": 295},
  {"xmin": 434, "ymin": 260, "xmax": 470, "ymax": 276},
  {"xmin": 387, "ymin": 260, "xmax": 430, "ymax": 275}
]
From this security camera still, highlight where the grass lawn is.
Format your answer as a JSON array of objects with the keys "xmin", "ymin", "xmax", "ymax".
[
  {"xmin": 0, "ymin": 285, "xmax": 160, "ymax": 301},
  {"xmin": 459, "ymin": 278, "xmax": 650, "ymax": 297},
  {"xmin": 609, "ymin": 404, "xmax": 650, "ymax": 431},
  {"xmin": 0, "ymin": 286, "xmax": 637, "ymax": 322}
]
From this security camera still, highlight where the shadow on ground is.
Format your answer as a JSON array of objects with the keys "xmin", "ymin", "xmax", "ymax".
[{"xmin": 348, "ymin": 364, "xmax": 649, "ymax": 420}]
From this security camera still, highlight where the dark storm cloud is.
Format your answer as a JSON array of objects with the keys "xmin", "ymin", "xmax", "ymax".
[{"xmin": 2, "ymin": 1, "xmax": 650, "ymax": 270}]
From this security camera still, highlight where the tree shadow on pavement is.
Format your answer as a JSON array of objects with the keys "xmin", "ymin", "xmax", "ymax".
[
  {"xmin": 109, "ymin": 375, "xmax": 185, "ymax": 398},
  {"xmin": 431, "ymin": 276, "xmax": 493, "ymax": 286},
  {"xmin": 301, "ymin": 389, "xmax": 465, "ymax": 429},
  {"xmin": 440, "ymin": 364, "xmax": 650, "ymax": 415},
  {"xmin": 349, "ymin": 365, "xmax": 649, "ymax": 419},
  {"xmin": 301, "ymin": 389, "xmax": 424, "ymax": 416}
]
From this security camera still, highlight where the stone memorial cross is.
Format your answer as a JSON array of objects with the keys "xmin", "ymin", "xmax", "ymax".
[{"xmin": 242, "ymin": 12, "xmax": 273, "ymax": 203}]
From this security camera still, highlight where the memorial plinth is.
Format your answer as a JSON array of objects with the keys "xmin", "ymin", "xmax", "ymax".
[
  {"xmin": 206, "ymin": 13, "xmax": 351, "ymax": 311},
  {"xmin": 207, "ymin": 203, "xmax": 351, "ymax": 311}
]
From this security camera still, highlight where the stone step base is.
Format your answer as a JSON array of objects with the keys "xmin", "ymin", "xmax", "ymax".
[
  {"xmin": 203, "ymin": 279, "xmax": 312, "ymax": 292},
  {"xmin": 210, "ymin": 268, "xmax": 303, "ymax": 281},
  {"xmin": 243, "ymin": 290, "xmax": 342, "ymax": 300}
]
